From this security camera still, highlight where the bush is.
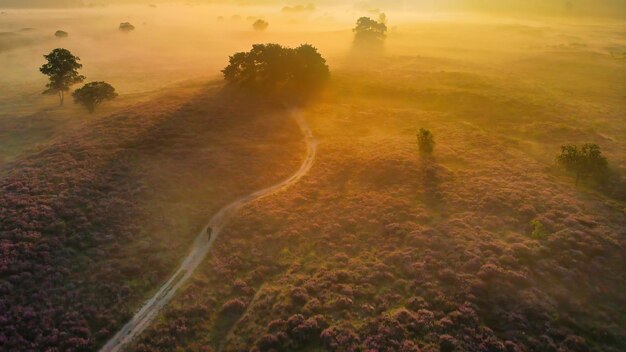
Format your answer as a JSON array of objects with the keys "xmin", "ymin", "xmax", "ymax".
[
  {"xmin": 417, "ymin": 128, "xmax": 435, "ymax": 154},
  {"xmin": 529, "ymin": 219, "xmax": 549, "ymax": 240},
  {"xmin": 220, "ymin": 298, "xmax": 247, "ymax": 316},
  {"xmin": 54, "ymin": 30, "xmax": 68, "ymax": 38}
]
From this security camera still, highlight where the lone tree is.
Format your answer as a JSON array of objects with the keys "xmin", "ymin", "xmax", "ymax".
[
  {"xmin": 353, "ymin": 16, "xmax": 387, "ymax": 49},
  {"xmin": 253, "ymin": 19, "xmax": 269, "ymax": 32},
  {"xmin": 119, "ymin": 22, "xmax": 135, "ymax": 32},
  {"xmin": 72, "ymin": 81, "xmax": 117, "ymax": 113},
  {"xmin": 417, "ymin": 128, "xmax": 435, "ymax": 154},
  {"xmin": 40, "ymin": 48, "xmax": 85, "ymax": 106},
  {"xmin": 556, "ymin": 143, "xmax": 608, "ymax": 185},
  {"xmin": 223, "ymin": 43, "xmax": 329, "ymax": 95}
]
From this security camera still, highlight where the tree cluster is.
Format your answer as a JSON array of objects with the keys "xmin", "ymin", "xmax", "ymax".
[
  {"xmin": 222, "ymin": 43, "xmax": 330, "ymax": 96},
  {"xmin": 39, "ymin": 48, "xmax": 117, "ymax": 113}
]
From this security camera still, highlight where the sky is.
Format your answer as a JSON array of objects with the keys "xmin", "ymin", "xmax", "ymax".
[{"xmin": 0, "ymin": 0, "xmax": 625, "ymax": 18}]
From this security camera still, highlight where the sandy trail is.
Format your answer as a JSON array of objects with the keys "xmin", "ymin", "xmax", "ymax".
[{"xmin": 99, "ymin": 109, "xmax": 316, "ymax": 352}]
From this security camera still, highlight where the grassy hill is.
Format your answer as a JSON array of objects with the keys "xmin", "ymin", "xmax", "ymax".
[
  {"xmin": 130, "ymin": 50, "xmax": 625, "ymax": 352},
  {"xmin": 0, "ymin": 82, "xmax": 304, "ymax": 350},
  {"xmin": 0, "ymin": 5, "xmax": 624, "ymax": 352}
]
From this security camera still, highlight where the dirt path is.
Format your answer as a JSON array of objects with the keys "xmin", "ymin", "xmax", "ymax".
[{"xmin": 99, "ymin": 109, "xmax": 316, "ymax": 352}]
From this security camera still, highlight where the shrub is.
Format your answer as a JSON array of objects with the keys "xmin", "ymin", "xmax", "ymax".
[
  {"xmin": 220, "ymin": 298, "xmax": 247, "ymax": 316},
  {"xmin": 439, "ymin": 334, "xmax": 458, "ymax": 352},
  {"xmin": 417, "ymin": 128, "xmax": 435, "ymax": 154},
  {"xmin": 55, "ymin": 30, "xmax": 69, "ymax": 38},
  {"xmin": 529, "ymin": 219, "xmax": 549, "ymax": 240}
]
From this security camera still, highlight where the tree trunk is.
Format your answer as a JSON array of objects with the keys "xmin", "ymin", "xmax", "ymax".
[{"xmin": 59, "ymin": 91, "xmax": 64, "ymax": 106}]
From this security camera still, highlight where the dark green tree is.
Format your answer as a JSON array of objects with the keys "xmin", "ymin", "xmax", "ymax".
[
  {"xmin": 353, "ymin": 17, "xmax": 387, "ymax": 49},
  {"xmin": 417, "ymin": 128, "xmax": 435, "ymax": 154},
  {"xmin": 72, "ymin": 81, "xmax": 118, "ymax": 113},
  {"xmin": 39, "ymin": 48, "xmax": 85, "ymax": 106},
  {"xmin": 223, "ymin": 43, "xmax": 329, "ymax": 94},
  {"xmin": 556, "ymin": 143, "xmax": 608, "ymax": 185}
]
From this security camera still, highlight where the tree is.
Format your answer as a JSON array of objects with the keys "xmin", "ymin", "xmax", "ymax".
[
  {"xmin": 556, "ymin": 143, "xmax": 608, "ymax": 185},
  {"xmin": 253, "ymin": 19, "xmax": 269, "ymax": 32},
  {"xmin": 417, "ymin": 128, "xmax": 435, "ymax": 154},
  {"xmin": 72, "ymin": 82, "xmax": 117, "ymax": 113},
  {"xmin": 222, "ymin": 43, "xmax": 329, "ymax": 95},
  {"xmin": 353, "ymin": 17, "xmax": 387, "ymax": 49},
  {"xmin": 39, "ymin": 48, "xmax": 85, "ymax": 106},
  {"xmin": 119, "ymin": 22, "xmax": 135, "ymax": 32}
]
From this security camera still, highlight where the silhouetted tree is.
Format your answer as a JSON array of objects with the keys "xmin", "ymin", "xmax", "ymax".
[
  {"xmin": 72, "ymin": 81, "xmax": 117, "ymax": 113},
  {"xmin": 379, "ymin": 13, "xmax": 387, "ymax": 24},
  {"xmin": 353, "ymin": 17, "xmax": 387, "ymax": 49},
  {"xmin": 253, "ymin": 19, "xmax": 269, "ymax": 32},
  {"xmin": 417, "ymin": 128, "xmax": 435, "ymax": 154},
  {"xmin": 39, "ymin": 48, "xmax": 85, "ymax": 106},
  {"xmin": 556, "ymin": 144, "xmax": 608, "ymax": 185},
  {"xmin": 54, "ymin": 30, "xmax": 68, "ymax": 38},
  {"xmin": 222, "ymin": 43, "xmax": 329, "ymax": 95},
  {"xmin": 119, "ymin": 22, "xmax": 135, "ymax": 32}
]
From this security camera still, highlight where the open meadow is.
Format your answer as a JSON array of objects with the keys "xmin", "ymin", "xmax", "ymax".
[{"xmin": 0, "ymin": 2, "xmax": 624, "ymax": 352}]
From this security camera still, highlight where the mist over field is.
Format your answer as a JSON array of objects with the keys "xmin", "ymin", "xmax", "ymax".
[{"xmin": 0, "ymin": 1, "xmax": 625, "ymax": 352}]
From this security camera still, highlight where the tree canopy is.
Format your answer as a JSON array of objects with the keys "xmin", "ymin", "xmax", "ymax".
[
  {"xmin": 222, "ymin": 43, "xmax": 330, "ymax": 95},
  {"xmin": 353, "ymin": 17, "xmax": 388, "ymax": 49},
  {"xmin": 556, "ymin": 143, "xmax": 609, "ymax": 185},
  {"xmin": 72, "ymin": 81, "xmax": 117, "ymax": 113},
  {"xmin": 417, "ymin": 128, "xmax": 435, "ymax": 154},
  {"xmin": 39, "ymin": 48, "xmax": 85, "ymax": 106}
]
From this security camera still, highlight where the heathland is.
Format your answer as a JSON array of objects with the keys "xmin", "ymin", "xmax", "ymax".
[{"xmin": 0, "ymin": 3, "xmax": 624, "ymax": 352}]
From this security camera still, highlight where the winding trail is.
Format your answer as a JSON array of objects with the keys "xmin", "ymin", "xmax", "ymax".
[{"xmin": 100, "ymin": 109, "xmax": 316, "ymax": 352}]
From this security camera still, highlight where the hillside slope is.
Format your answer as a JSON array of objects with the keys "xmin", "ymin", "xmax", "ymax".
[
  {"xmin": 132, "ymin": 56, "xmax": 625, "ymax": 352},
  {"xmin": 0, "ymin": 83, "xmax": 304, "ymax": 351}
]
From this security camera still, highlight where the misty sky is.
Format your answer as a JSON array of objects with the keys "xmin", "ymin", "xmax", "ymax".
[{"xmin": 1, "ymin": 0, "xmax": 625, "ymax": 18}]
